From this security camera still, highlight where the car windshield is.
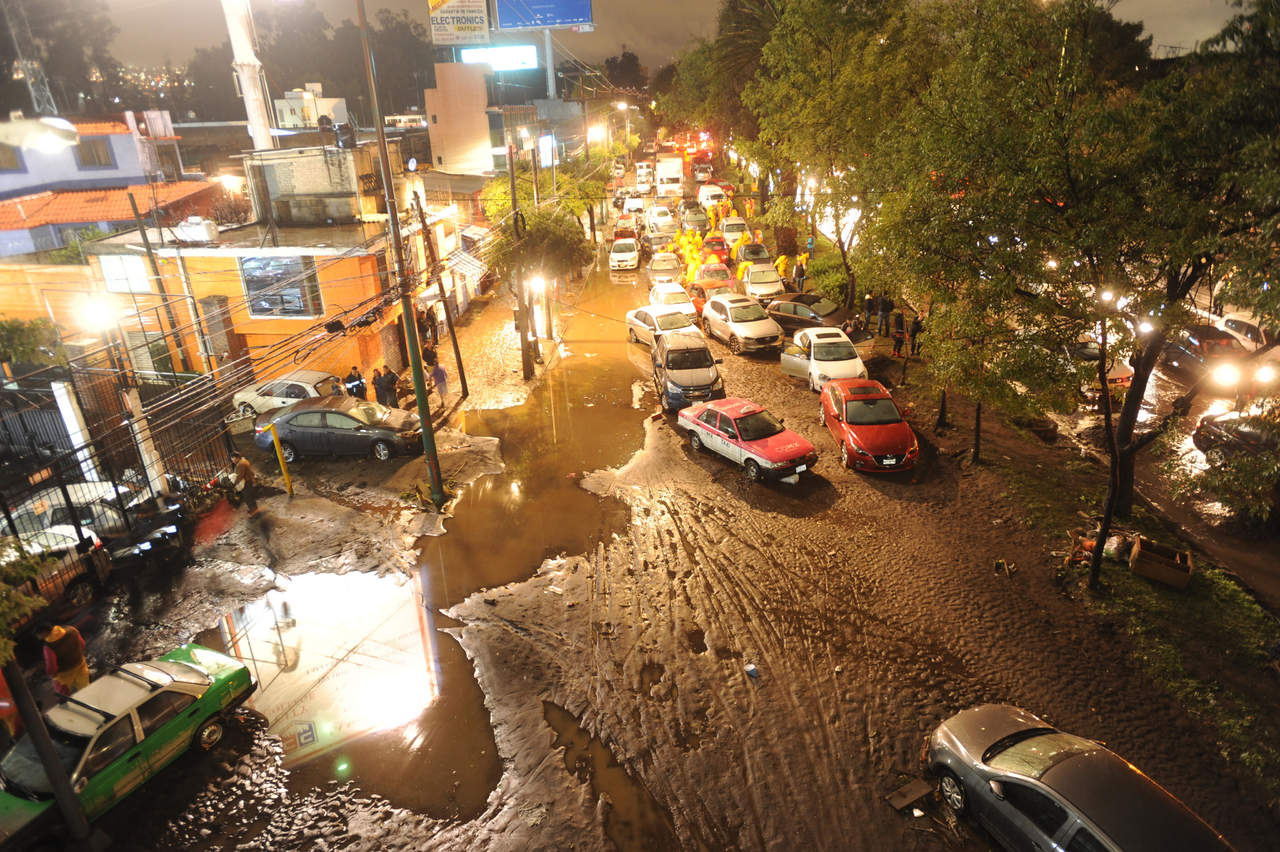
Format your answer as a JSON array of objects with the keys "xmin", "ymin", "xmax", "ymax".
[
  {"xmin": 0, "ymin": 725, "xmax": 87, "ymax": 799},
  {"xmin": 705, "ymin": 239, "xmax": 725, "ymax": 250},
  {"xmin": 749, "ymin": 269, "xmax": 780, "ymax": 283},
  {"xmin": 346, "ymin": 401, "xmax": 390, "ymax": 425},
  {"xmin": 313, "ymin": 377, "xmax": 339, "ymax": 395},
  {"xmin": 730, "ymin": 304, "xmax": 768, "ymax": 323},
  {"xmin": 843, "ymin": 398, "xmax": 902, "ymax": 425},
  {"xmin": 667, "ymin": 349, "xmax": 714, "ymax": 370},
  {"xmin": 702, "ymin": 268, "xmax": 730, "ymax": 281},
  {"xmin": 742, "ymin": 246, "xmax": 769, "ymax": 260},
  {"xmin": 612, "ymin": 241, "xmax": 636, "ymax": 253},
  {"xmin": 808, "ymin": 298, "xmax": 840, "ymax": 317},
  {"xmin": 652, "ymin": 209, "xmax": 671, "ymax": 219},
  {"xmin": 658, "ymin": 291, "xmax": 690, "ymax": 305},
  {"xmin": 734, "ymin": 411, "xmax": 785, "ymax": 441},
  {"xmin": 813, "ymin": 342, "xmax": 858, "ymax": 362},
  {"xmin": 652, "ymin": 259, "xmax": 679, "ymax": 272},
  {"xmin": 655, "ymin": 314, "xmax": 694, "ymax": 331},
  {"xmin": 987, "ymin": 731, "xmax": 1098, "ymax": 779}
]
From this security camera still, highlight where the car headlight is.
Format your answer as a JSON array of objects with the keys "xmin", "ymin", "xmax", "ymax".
[
  {"xmin": 1212, "ymin": 363, "xmax": 1241, "ymax": 387},
  {"xmin": 1256, "ymin": 364, "xmax": 1277, "ymax": 384},
  {"xmin": 852, "ymin": 443, "xmax": 872, "ymax": 456},
  {"xmin": 666, "ymin": 380, "xmax": 681, "ymax": 392}
]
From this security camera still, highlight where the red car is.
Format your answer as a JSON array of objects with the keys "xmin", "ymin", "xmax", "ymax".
[
  {"xmin": 678, "ymin": 397, "xmax": 817, "ymax": 483},
  {"xmin": 819, "ymin": 379, "xmax": 919, "ymax": 471},
  {"xmin": 689, "ymin": 280, "xmax": 735, "ymax": 316},
  {"xmin": 702, "ymin": 235, "xmax": 731, "ymax": 264}
]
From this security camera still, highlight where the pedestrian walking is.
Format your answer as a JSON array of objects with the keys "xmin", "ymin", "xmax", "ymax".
[
  {"xmin": 863, "ymin": 292, "xmax": 875, "ymax": 330},
  {"xmin": 421, "ymin": 341, "xmax": 439, "ymax": 369},
  {"xmin": 344, "ymin": 366, "xmax": 366, "ymax": 399},
  {"xmin": 793, "ymin": 257, "xmax": 807, "ymax": 292},
  {"xmin": 230, "ymin": 449, "xmax": 258, "ymax": 512},
  {"xmin": 891, "ymin": 310, "xmax": 906, "ymax": 356},
  {"xmin": 36, "ymin": 620, "xmax": 90, "ymax": 696},
  {"xmin": 877, "ymin": 292, "xmax": 894, "ymax": 337},
  {"xmin": 909, "ymin": 314, "xmax": 924, "ymax": 356},
  {"xmin": 380, "ymin": 364, "xmax": 399, "ymax": 407}
]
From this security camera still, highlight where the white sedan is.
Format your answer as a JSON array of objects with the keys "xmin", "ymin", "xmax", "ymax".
[
  {"xmin": 610, "ymin": 238, "xmax": 641, "ymax": 271},
  {"xmin": 647, "ymin": 252, "xmax": 683, "ymax": 286},
  {"xmin": 232, "ymin": 369, "xmax": 342, "ymax": 417},
  {"xmin": 626, "ymin": 304, "xmax": 702, "ymax": 347},
  {"xmin": 649, "ymin": 282, "xmax": 698, "ymax": 320},
  {"xmin": 780, "ymin": 328, "xmax": 867, "ymax": 391}
]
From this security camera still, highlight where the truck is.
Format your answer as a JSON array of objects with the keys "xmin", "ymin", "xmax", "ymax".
[
  {"xmin": 635, "ymin": 160, "xmax": 655, "ymax": 195},
  {"xmin": 656, "ymin": 154, "xmax": 684, "ymax": 198}
]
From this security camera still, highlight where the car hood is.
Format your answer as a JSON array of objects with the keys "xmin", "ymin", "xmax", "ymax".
[
  {"xmin": 939, "ymin": 704, "xmax": 1050, "ymax": 761},
  {"xmin": 815, "ymin": 358, "xmax": 866, "ymax": 379},
  {"xmin": 731, "ymin": 318, "xmax": 783, "ymax": 337},
  {"xmin": 845, "ymin": 420, "xmax": 914, "ymax": 455},
  {"xmin": 745, "ymin": 283, "xmax": 785, "ymax": 299},
  {"xmin": 379, "ymin": 409, "xmax": 419, "ymax": 431},
  {"xmin": 747, "ymin": 430, "xmax": 815, "ymax": 462},
  {"xmin": 161, "ymin": 643, "xmax": 249, "ymax": 687},
  {"xmin": 667, "ymin": 366, "xmax": 719, "ymax": 387},
  {"xmin": 0, "ymin": 792, "xmax": 48, "ymax": 842}
]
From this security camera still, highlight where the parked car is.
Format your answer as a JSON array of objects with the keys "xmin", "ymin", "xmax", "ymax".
[
  {"xmin": 1215, "ymin": 312, "xmax": 1278, "ymax": 354},
  {"xmin": 677, "ymin": 397, "xmax": 817, "ymax": 483},
  {"xmin": 649, "ymin": 282, "xmax": 698, "ymax": 319},
  {"xmin": 231, "ymin": 369, "xmax": 341, "ymax": 417},
  {"xmin": 611, "ymin": 159, "xmax": 627, "ymax": 178},
  {"xmin": 609, "ymin": 238, "xmax": 641, "ymax": 271},
  {"xmin": 766, "ymin": 293, "xmax": 854, "ymax": 332},
  {"xmin": 678, "ymin": 198, "xmax": 702, "ymax": 215},
  {"xmin": 625, "ymin": 304, "xmax": 701, "ymax": 347},
  {"xmin": 1161, "ymin": 325, "xmax": 1250, "ymax": 391},
  {"xmin": 926, "ymin": 704, "xmax": 1233, "ymax": 852},
  {"xmin": 647, "ymin": 252, "xmax": 684, "ymax": 286},
  {"xmin": 702, "ymin": 235, "xmax": 731, "ymax": 265},
  {"xmin": 253, "ymin": 396, "xmax": 421, "ymax": 462},
  {"xmin": 738, "ymin": 263, "xmax": 787, "ymax": 301},
  {"xmin": 611, "ymin": 187, "xmax": 632, "ymax": 210},
  {"xmin": 720, "ymin": 216, "xmax": 749, "ymax": 245},
  {"xmin": 645, "ymin": 204, "xmax": 675, "ymax": 233},
  {"xmin": 623, "ymin": 195, "xmax": 647, "ymax": 215},
  {"xmin": 1065, "ymin": 338, "xmax": 1134, "ymax": 390},
  {"xmin": 819, "ymin": 379, "xmax": 918, "ymax": 471},
  {"xmin": 696, "ymin": 262, "xmax": 733, "ymax": 284},
  {"xmin": 0, "ymin": 645, "xmax": 257, "ymax": 849},
  {"xmin": 733, "ymin": 242, "xmax": 772, "ymax": 268},
  {"xmin": 689, "ymin": 280, "xmax": 735, "ymax": 316},
  {"xmin": 1, "ymin": 526, "xmax": 109, "ymax": 621},
  {"xmin": 693, "ymin": 162, "xmax": 714, "ymax": 183},
  {"xmin": 781, "ymin": 328, "xmax": 868, "ymax": 391},
  {"xmin": 698, "ymin": 184, "xmax": 727, "ymax": 210},
  {"xmin": 702, "ymin": 295, "xmax": 784, "ymax": 354},
  {"xmin": 1192, "ymin": 408, "xmax": 1280, "ymax": 457},
  {"xmin": 6, "ymin": 482, "xmax": 188, "ymax": 548},
  {"xmin": 641, "ymin": 232, "xmax": 671, "ymax": 257},
  {"xmin": 652, "ymin": 332, "xmax": 725, "ymax": 412},
  {"xmin": 682, "ymin": 208, "xmax": 710, "ymax": 233},
  {"xmin": 616, "ymin": 213, "xmax": 641, "ymax": 234}
]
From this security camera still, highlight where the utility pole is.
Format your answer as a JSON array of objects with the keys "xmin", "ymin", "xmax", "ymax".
[
  {"xmin": 508, "ymin": 144, "xmax": 534, "ymax": 380},
  {"xmin": 531, "ymin": 147, "xmax": 541, "ymax": 206},
  {"xmin": 414, "ymin": 193, "xmax": 468, "ymax": 400},
  {"xmin": 358, "ymin": 0, "xmax": 443, "ymax": 506}
]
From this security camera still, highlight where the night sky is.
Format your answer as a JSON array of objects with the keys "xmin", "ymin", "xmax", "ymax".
[{"xmin": 105, "ymin": 0, "xmax": 1238, "ymax": 68}]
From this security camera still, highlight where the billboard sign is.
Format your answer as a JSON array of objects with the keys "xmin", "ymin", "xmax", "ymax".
[
  {"xmin": 538, "ymin": 134, "xmax": 556, "ymax": 166},
  {"xmin": 428, "ymin": 0, "xmax": 490, "ymax": 46},
  {"xmin": 460, "ymin": 44, "xmax": 539, "ymax": 71},
  {"xmin": 494, "ymin": 0, "xmax": 592, "ymax": 31}
]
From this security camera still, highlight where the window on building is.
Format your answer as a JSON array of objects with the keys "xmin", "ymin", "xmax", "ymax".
[
  {"xmin": 99, "ymin": 254, "xmax": 150, "ymax": 293},
  {"xmin": 75, "ymin": 137, "xmax": 114, "ymax": 169},
  {"xmin": 0, "ymin": 144, "xmax": 24, "ymax": 172},
  {"xmin": 240, "ymin": 256, "xmax": 324, "ymax": 318}
]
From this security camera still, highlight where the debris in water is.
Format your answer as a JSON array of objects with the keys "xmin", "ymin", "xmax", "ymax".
[
  {"xmin": 745, "ymin": 663, "xmax": 759, "ymax": 679},
  {"xmin": 484, "ymin": 598, "xmax": 498, "ymax": 606},
  {"xmin": 834, "ymin": 665, "xmax": 844, "ymax": 675}
]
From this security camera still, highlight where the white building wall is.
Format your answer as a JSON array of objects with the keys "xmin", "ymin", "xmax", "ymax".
[{"xmin": 422, "ymin": 64, "xmax": 494, "ymax": 175}]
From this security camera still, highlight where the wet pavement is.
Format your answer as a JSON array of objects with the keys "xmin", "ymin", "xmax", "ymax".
[{"xmin": 73, "ymin": 223, "xmax": 1279, "ymax": 850}]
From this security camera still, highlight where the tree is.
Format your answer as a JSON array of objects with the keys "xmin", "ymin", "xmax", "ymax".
[
  {"xmin": 603, "ymin": 50, "xmax": 647, "ymax": 91},
  {"xmin": 185, "ymin": 42, "xmax": 242, "ymax": 121},
  {"xmin": 483, "ymin": 208, "xmax": 592, "ymax": 283},
  {"xmin": 0, "ymin": 0, "xmax": 120, "ymax": 114},
  {"xmin": 0, "ymin": 540, "xmax": 49, "ymax": 666},
  {"xmin": 46, "ymin": 226, "xmax": 110, "ymax": 265},
  {"xmin": 0, "ymin": 317, "xmax": 60, "ymax": 364}
]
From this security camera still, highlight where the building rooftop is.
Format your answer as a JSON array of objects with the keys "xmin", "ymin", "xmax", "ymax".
[
  {"xmin": 90, "ymin": 220, "xmax": 389, "ymax": 255},
  {"xmin": 0, "ymin": 181, "xmax": 220, "ymax": 230},
  {"xmin": 68, "ymin": 119, "xmax": 132, "ymax": 136}
]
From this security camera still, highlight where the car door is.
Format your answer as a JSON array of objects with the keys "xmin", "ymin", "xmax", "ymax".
[
  {"xmin": 284, "ymin": 410, "xmax": 327, "ymax": 455},
  {"xmin": 634, "ymin": 310, "xmax": 655, "ymax": 345},
  {"xmin": 780, "ymin": 343, "xmax": 810, "ymax": 379},
  {"xmin": 134, "ymin": 689, "xmax": 201, "ymax": 776},
  {"xmin": 823, "ymin": 385, "xmax": 843, "ymax": 441},
  {"xmin": 694, "ymin": 408, "xmax": 724, "ymax": 455},
  {"xmin": 256, "ymin": 381, "xmax": 288, "ymax": 411},
  {"xmin": 704, "ymin": 303, "xmax": 726, "ymax": 341},
  {"xmin": 793, "ymin": 304, "xmax": 820, "ymax": 328},
  {"xmin": 771, "ymin": 302, "xmax": 797, "ymax": 330},
  {"xmin": 75, "ymin": 714, "xmax": 150, "ymax": 819},
  {"xmin": 716, "ymin": 414, "xmax": 745, "ymax": 464},
  {"xmin": 982, "ymin": 780, "xmax": 1071, "ymax": 852},
  {"xmin": 324, "ymin": 412, "xmax": 368, "ymax": 455}
]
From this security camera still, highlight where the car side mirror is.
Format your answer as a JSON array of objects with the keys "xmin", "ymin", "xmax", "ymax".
[
  {"xmin": 988, "ymin": 780, "xmax": 1005, "ymax": 800},
  {"xmin": 778, "ymin": 416, "xmax": 785, "ymax": 424}
]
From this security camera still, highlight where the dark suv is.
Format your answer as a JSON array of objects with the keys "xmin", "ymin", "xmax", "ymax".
[{"xmin": 1161, "ymin": 325, "xmax": 1245, "ymax": 389}]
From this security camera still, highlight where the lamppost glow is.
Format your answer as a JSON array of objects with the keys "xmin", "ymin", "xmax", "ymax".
[
  {"xmin": 1100, "ymin": 289, "xmax": 1115, "ymax": 302},
  {"xmin": 79, "ymin": 294, "xmax": 119, "ymax": 333},
  {"xmin": 587, "ymin": 125, "xmax": 605, "ymax": 142},
  {"xmin": 616, "ymin": 101, "xmax": 628, "ymax": 111}
]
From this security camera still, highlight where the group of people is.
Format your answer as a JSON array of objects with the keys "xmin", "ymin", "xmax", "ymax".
[
  {"xmin": 855, "ymin": 291, "xmax": 924, "ymax": 357},
  {"xmin": 340, "ymin": 346, "xmax": 448, "ymax": 410}
]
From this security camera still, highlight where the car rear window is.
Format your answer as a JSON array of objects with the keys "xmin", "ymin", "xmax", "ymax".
[
  {"xmin": 843, "ymin": 398, "xmax": 902, "ymax": 425},
  {"xmin": 730, "ymin": 304, "xmax": 768, "ymax": 322},
  {"xmin": 702, "ymin": 268, "xmax": 731, "ymax": 281},
  {"xmin": 987, "ymin": 731, "xmax": 1097, "ymax": 778}
]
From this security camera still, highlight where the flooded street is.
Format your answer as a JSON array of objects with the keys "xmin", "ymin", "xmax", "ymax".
[{"xmin": 86, "ymin": 256, "xmax": 1278, "ymax": 851}]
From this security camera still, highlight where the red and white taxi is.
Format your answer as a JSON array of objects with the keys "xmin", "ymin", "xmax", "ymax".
[
  {"xmin": 678, "ymin": 397, "xmax": 817, "ymax": 483},
  {"xmin": 819, "ymin": 379, "xmax": 918, "ymax": 471},
  {"xmin": 702, "ymin": 236, "xmax": 731, "ymax": 265}
]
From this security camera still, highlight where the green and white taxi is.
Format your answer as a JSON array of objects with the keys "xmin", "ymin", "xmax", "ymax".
[{"xmin": 0, "ymin": 644, "xmax": 255, "ymax": 848}]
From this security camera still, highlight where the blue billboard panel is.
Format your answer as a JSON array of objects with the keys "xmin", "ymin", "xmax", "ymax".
[{"xmin": 494, "ymin": 0, "xmax": 592, "ymax": 30}]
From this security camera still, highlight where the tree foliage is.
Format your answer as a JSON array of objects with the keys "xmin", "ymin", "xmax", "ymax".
[
  {"xmin": 0, "ymin": 317, "xmax": 60, "ymax": 364},
  {"xmin": 0, "ymin": 540, "xmax": 53, "ymax": 667},
  {"xmin": 483, "ymin": 209, "xmax": 592, "ymax": 283}
]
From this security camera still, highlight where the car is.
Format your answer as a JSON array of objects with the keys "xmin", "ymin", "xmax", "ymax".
[
  {"xmin": 677, "ymin": 397, "xmax": 817, "ymax": 483},
  {"xmin": 611, "ymin": 187, "xmax": 632, "ymax": 210},
  {"xmin": 698, "ymin": 184, "xmax": 727, "ymax": 210},
  {"xmin": 739, "ymin": 263, "xmax": 787, "ymax": 301},
  {"xmin": 1215, "ymin": 312, "xmax": 1279, "ymax": 355},
  {"xmin": 615, "ymin": 213, "xmax": 640, "ymax": 233},
  {"xmin": 678, "ymin": 198, "xmax": 702, "ymax": 214},
  {"xmin": 640, "ymin": 232, "xmax": 671, "ymax": 257},
  {"xmin": 0, "ymin": 644, "xmax": 256, "ymax": 849},
  {"xmin": 609, "ymin": 237, "xmax": 641, "ymax": 271},
  {"xmin": 682, "ymin": 208, "xmax": 709, "ymax": 233},
  {"xmin": 766, "ymin": 293, "xmax": 854, "ymax": 332},
  {"xmin": 645, "ymin": 204, "xmax": 675, "ymax": 233},
  {"xmin": 1161, "ymin": 325, "xmax": 1250, "ymax": 391},
  {"xmin": 696, "ymin": 262, "xmax": 733, "ymax": 284},
  {"xmin": 635, "ymin": 179, "xmax": 653, "ymax": 195},
  {"xmin": 7, "ymin": 482, "xmax": 187, "ymax": 547},
  {"xmin": 689, "ymin": 280, "xmax": 735, "ymax": 316},
  {"xmin": 611, "ymin": 160, "xmax": 626, "ymax": 178},
  {"xmin": 781, "ymin": 328, "xmax": 868, "ymax": 391},
  {"xmin": 623, "ymin": 195, "xmax": 647, "ymax": 215},
  {"xmin": 1192, "ymin": 408, "xmax": 1280, "ymax": 457},
  {"xmin": 252, "ymin": 396, "xmax": 422, "ymax": 462},
  {"xmin": 819, "ymin": 379, "xmax": 918, "ymax": 471},
  {"xmin": 926, "ymin": 704, "xmax": 1233, "ymax": 852},
  {"xmin": 1, "ymin": 526, "xmax": 109, "ymax": 623},
  {"xmin": 649, "ymin": 282, "xmax": 698, "ymax": 319},
  {"xmin": 702, "ymin": 235, "xmax": 731, "ymax": 264},
  {"xmin": 625, "ymin": 304, "xmax": 701, "ymax": 347},
  {"xmin": 1065, "ymin": 338, "xmax": 1134, "ymax": 390},
  {"xmin": 720, "ymin": 216, "xmax": 749, "ymax": 244},
  {"xmin": 733, "ymin": 242, "xmax": 772, "ymax": 268},
  {"xmin": 652, "ymin": 333, "xmax": 725, "ymax": 412},
  {"xmin": 693, "ymin": 162, "xmax": 714, "ymax": 183},
  {"xmin": 647, "ymin": 252, "xmax": 684, "ymax": 287},
  {"xmin": 702, "ymin": 295, "xmax": 785, "ymax": 355},
  {"xmin": 231, "ymin": 369, "xmax": 341, "ymax": 417}
]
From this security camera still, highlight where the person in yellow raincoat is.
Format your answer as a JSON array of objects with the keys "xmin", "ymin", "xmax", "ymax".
[
  {"xmin": 745, "ymin": 197, "xmax": 756, "ymax": 218},
  {"xmin": 774, "ymin": 253, "xmax": 790, "ymax": 280}
]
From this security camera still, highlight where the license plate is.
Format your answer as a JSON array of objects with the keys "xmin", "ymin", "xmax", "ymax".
[
  {"xmin": 795, "ymin": 464, "xmax": 807, "ymax": 472},
  {"xmin": 881, "ymin": 457, "xmax": 897, "ymax": 465}
]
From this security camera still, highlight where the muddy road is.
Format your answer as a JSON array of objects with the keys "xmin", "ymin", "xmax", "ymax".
[{"xmin": 78, "ymin": 256, "xmax": 1276, "ymax": 850}]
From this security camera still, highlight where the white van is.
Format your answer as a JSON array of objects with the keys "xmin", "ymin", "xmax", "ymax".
[{"xmin": 698, "ymin": 184, "xmax": 726, "ymax": 210}]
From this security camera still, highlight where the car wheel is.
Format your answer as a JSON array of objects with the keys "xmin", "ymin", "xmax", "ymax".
[
  {"xmin": 840, "ymin": 442, "xmax": 851, "ymax": 469},
  {"xmin": 279, "ymin": 441, "xmax": 298, "ymax": 464},
  {"xmin": 628, "ymin": 327, "xmax": 638, "ymax": 342},
  {"xmin": 938, "ymin": 770, "xmax": 967, "ymax": 816},
  {"xmin": 193, "ymin": 717, "xmax": 224, "ymax": 752},
  {"xmin": 239, "ymin": 403, "xmax": 257, "ymax": 417},
  {"xmin": 689, "ymin": 431, "xmax": 703, "ymax": 452},
  {"xmin": 372, "ymin": 440, "xmax": 393, "ymax": 461},
  {"xmin": 65, "ymin": 577, "xmax": 95, "ymax": 608},
  {"xmin": 729, "ymin": 336, "xmax": 742, "ymax": 355},
  {"xmin": 744, "ymin": 459, "xmax": 763, "ymax": 482},
  {"xmin": 809, "ymin": 374, "xmax": 818, "ymax": 392}
]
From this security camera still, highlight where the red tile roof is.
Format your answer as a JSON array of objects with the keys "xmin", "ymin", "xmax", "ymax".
[
  {"xmin": 0, "ymin": 182, "xmax": 221, "ymax": 230},
  {"xmin": 68, "ymin": 120, "xmax": 131, "ymax": 136}
]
